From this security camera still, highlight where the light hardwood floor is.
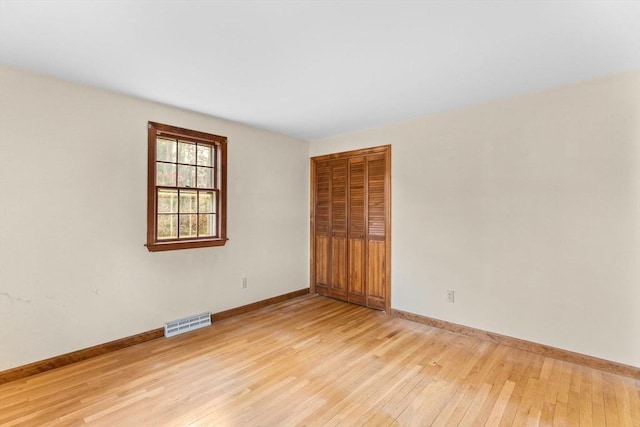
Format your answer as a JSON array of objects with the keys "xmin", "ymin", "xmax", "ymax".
[{"xmin": 1, "ymin": 295, "xmax": 639, "ymax": 426}]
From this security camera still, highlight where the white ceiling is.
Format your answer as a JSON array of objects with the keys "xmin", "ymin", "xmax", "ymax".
[{"xmin": 1, "ymin": 1, "xmax": 639, "ymax": 141}]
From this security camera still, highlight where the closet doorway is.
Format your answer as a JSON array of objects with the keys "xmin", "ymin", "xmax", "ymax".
[{"xmin": 310, "ymin": 145, "xmax": 391, "ymax": 311}]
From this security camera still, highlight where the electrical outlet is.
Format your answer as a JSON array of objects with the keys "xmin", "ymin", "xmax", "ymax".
[
  {"xmin": 242, "ymin": 277, "xmax": 248, "ymax": 289},
  {"xmin": 447, "ymin": 290, "xmax": 455, "ymax": 303}
]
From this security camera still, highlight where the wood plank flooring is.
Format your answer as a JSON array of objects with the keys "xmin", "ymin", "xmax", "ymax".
[{"xmin": 1, "ymin": 294, "xmax": 638, "ymax": 426}]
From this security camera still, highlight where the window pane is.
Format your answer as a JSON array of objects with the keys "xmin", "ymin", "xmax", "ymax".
[
  {"xmin": 198, "ymin": 191, "xmax": 215, "ymax": 213},
  {"xmin": 156, "ymin": 138, "xmax": 177, "ymax": 162},
  {"xmin": 157, "ymin": 214, "xmax": 178, "ymax": 239},
  {"xmin": 179, "ymin": 214, "xmax": 198, "ymax": 238},
  {"xmin": 156, "ymin": 162, "xmax": 176, "ymax": 186},
  {"xmin": 197, "ymin": 167, "xmax": 213, "ymax": 188},
  {"xmin": 178, "ymin": 165, "xmax": 196, "ymax": 188},
  {"xmin": 158, "ymin": 189, "xmax": 178, "ymax": 213},
  {"xmin": 179, "ymin": 190, "xmax": 197, "ymax": 213},
  {"xmin": 178, "ymin": 141, "xmax": 196, "ymax": 165},
  {"xmin": 197, "ymin": 144, "xmax": 213, "ymax": 166},
  {"xmin": 198, "ymin": 214, "xmax": 216, "ymax": 237}
]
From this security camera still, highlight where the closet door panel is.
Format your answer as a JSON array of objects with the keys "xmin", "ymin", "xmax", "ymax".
[
  {"xmin": 330, "ymin": 159, "xmax": 347, "ymax": 237},
  {"xmin": 348, "ymin": 157, "xmax": 366, "ymax": 304},
  {"xmin": 367, "ymin": 154, "xmax": 386, "ymax": 239},
  {"xmin": 348, "ymin": 157, "xmax": 366, "ymax": 238},
  {"xmin": 313, "ymin": 160, "xmax": 331, "ymax": 294},
  {"xmin": 329, "ymin": 159, "xmax": 348, "ymax": 300},
  {"xmin": 348, "ymin": 239, "xmax": 365, "ymax": 305},
  {"xmin": 330, "ymin": 237, "xmax": 347, "ymax": 300},
  {"xmin": 366, "ymin": 240, "xmax": 386, "ymax": 310},
  {"xmin": 366, "ymin": 153, "xmax": 387, "ymax": 309},
  {"xmin": 315, "ymin": 235, "xmax": 330, "ymax": 295},
  {"xmin": 314, "ymin": 160, "xmax": 331, "ymax": 235}
]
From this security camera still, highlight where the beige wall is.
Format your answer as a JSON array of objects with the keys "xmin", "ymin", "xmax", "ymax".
[
  {"xmin": 311, "ymin": 71, "xmax": 640, "ymax": 367},
  {"xmin": 2, "ymin": 64, "xmax": 638, "ymax": 371},
  {"xmin": 0, "ymin": 65, "xmax": 310, "ymax": 370}
]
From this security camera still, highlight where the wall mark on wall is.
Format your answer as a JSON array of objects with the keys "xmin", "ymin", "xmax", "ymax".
[{"xmin": 0, "ymin": 292, "xmax": 32, "ymax": 304}]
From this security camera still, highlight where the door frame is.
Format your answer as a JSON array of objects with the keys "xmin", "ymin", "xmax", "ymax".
[{"xmin": 310, "ymin": 145, "xmax": 391, "ymax": 312}]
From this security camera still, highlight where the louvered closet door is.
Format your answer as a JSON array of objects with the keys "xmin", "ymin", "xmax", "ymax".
[
  {"xmin": 329, "ymin": 159, "xmax": 348, "ymax": 301},
  {"xmin": 347, "ymin": 156, "xmax": 366, "ymax": 305},
  {"xmin": 314, "ymin": 160, "xmax": 331, "ymax": 296},
  {"xmin": 366, "ymin": 153, "xmax": 387, "ymax": 310},
  {"xmin": 311, "ymin": 145, "xmax": 390, "ymax": 312}
]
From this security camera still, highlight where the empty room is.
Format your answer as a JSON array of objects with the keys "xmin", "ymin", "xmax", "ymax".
[{"xmin": 0, "ymin": 0, "xmax": 638, "ymax": 425}]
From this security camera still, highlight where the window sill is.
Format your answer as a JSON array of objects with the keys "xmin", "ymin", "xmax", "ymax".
[{"xmin": 146, "ymin": 238, "xmax": 228, "ymax": 252}]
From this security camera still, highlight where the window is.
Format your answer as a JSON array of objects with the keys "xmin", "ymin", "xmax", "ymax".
[{"xmin": 146, "ymin": 122, "xmax": 227, "ymax": 251}]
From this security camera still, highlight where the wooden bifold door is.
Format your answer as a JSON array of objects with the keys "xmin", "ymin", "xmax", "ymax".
[{"xmin": 310, "ymin": 145, "xmax": 391, "ymax": 311}]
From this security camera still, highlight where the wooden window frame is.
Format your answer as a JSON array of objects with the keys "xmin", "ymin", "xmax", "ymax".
[{"xmin": 146, "ymin": 121, "xmax": 228, "ymax": 252}]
